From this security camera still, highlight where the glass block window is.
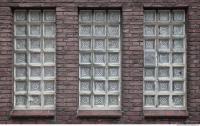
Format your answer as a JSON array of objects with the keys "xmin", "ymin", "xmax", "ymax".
[
  {"xmin": 14, "ymin": 10, "xmax": 56, "ymax": 110},
  {"xmin": 79, "ymin": 10, "xmax": 121, "ymax": 110},
  {"xmin": 144, "ymin": 10, "xmax": 186, "ymax": 110}
]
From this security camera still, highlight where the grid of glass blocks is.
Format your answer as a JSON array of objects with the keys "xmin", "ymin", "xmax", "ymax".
[
  {"xmin": 14, "ymin": 10, "xmax": 56, "ymax": 110},
  {"xmin": 79, "ymin": 10, "xmax": 121, "ymax": 110},
  {"xmin": 143, "ymin": 10, "xmax": 186, "ymax": 109}
]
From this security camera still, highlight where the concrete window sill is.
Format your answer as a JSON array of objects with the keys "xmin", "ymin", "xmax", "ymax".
[
  {"xmin": 10, "ymin": 110, "xmax": 55, "ymax": 118},
  {"xmin": 143, "ymin": 110, "xmax": 188, "ymax": 118},
  {"xmin": 77, "ymin": 110, "xmax": 122, "ymax": 118}
]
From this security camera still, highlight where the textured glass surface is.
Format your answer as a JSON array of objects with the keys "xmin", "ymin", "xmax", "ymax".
[
  {"xmin": 95, "ymin": 11, "xmax": 105, "ymax": 21},
  {"xmin": 30, "ymin": 53, "xmax": 41, "ymax": 63},
  {"xmin": 80, "ymin": 67, "xmax": 91, "ymax": 78},
  {"xmin": 158, "ymin": 11, "xmax": 169, "ymax": 21},
  {"xmin": 16, "ymin": 39, "xmax": 26, "ymax": 50},
  {"xmin": 108, "ymin": 25, "xmax": 119, "ymax": 36},
  {"xmin": 44, "ymin": 67, "xmax": 54, "ymax": 77},
  {"xmin": 144, "ymin": 25, "xmax": 155, "ymax": 36},
  {"xmin": 80, "ymin": 95, "xmax": 90, "ymax": 105},
  {"xmin": 16, "ymin": 53, "xmax": 26, "ymax": 64},
  {"xmin": 80, "ymin": 39, "xmax": 91, "ymax": 50},
  {"xmin": 159, "ymin": 39, "xmax": 169, "ymax": 49},
  {"xmin": 79, "ymin": 11, "xmax": 92, "ymax": 22},
  {"xmin": 158, "ymin": 95, "xmax": 169, "ymax": 106},
  {"xmin": 30, "ymin": 39, "xmax": 40, "ymax": 49},
  {"xmin": 159, "ymin": 26, "xmax": 169, "ymax": 36},
  {"xmin": 108, "ymin": 53, "xmax": 119, "ymax": 63},
  {"xmin": 108, "ymin": 39, "xmax": 119, "ymax": 49},
  {"xmin": 94, "ymin": 25, "xmax": 105, "ymax": 36},
  {"xmin": 173, "ymin": 11, "xmax": 184, "ymax": 21},
  {"xmin": 94, "ymin": 67, "xmax": 105, "ymax": 77},
  {"xmin": 80, "ymin": 81, "xmax": 90, "ymax": 91},
  {"xmin": 16, "ymin": 67, "xmax": 26, "ymax": 78},
  {"xmin": 30, "ymin": 81, "xmax": 40, "ymax": 91},
  {"xmin": 30, "ymin": 95, "xmax": 41, "ymax": 106},
  {"xmin": 30, "ymin": 25, "xmax": 40, "ymax": 36},
  {"xmin": 16, "ymin": 81, "xmax": 26, "ymax": 92},
  {"xmin": 158, "ymin": 81, "xmax": 169, "ymax": 91},
  {"xmin": 44, "ymin": 95, "xmax": 54, "ymax": 105},
  {"xmin": 108, "ymin": 11, "xmax": 120, "ymax": 22},
  {"xmin": 108, "ymin": 81, "xmax": 119, "ymax": 91},
  {"xmin": 30, "ymin": 67, "xmax": 41, "ymax": 77},
  {"xmin": 44, "ymin": 11, "xmax": 55, "ymax": 21},
  {"xmin": 30, "ymin": 11, "xmax": 40, "ymax": 21},
  {"xmin": 108, "ymin": 95, "xmax": 118, "ymax": 105},
  {"xmin": 44, "ymin": 53, "xmax": 54, "ymax": 63},
  {"xmin": 173, "ymin": 39, "xmax": 183, "ymax": 49},
  {"xmin": 79, "ymin": 25, "xmax": 92, "ymax": 36},
  {"xmin": 173, "ymin": 25, "xmax": 183, "ymax": 35},
  {"xmin": 144, "ymin": 11, "xmax": 155, "ymax": 21},
  {"xmin": 16, "ymin": 95, "xmax": 27, "ymax": 105},
  {"xmin": 44, "ymin": 39, "xmax": 54, "ymax": 49},
  {"xmin": 158, "ymin": 67, "xmax": 169, "ymax": 77},
  {"xmin": 44, "ymin": 25, "xmax": 55, "ymax": 37},
  {"xmin": 80, "ymin": 53, "xmax": 91, "ymax": 64},
  {"xmin": 94, "ymin": 53, "xmax": 105, "ymax": 64},
  {"xmin": 94, "ymin": 95, "xmax": 105, "ymax": 105},
  {"xmin": 145, "ymin": 40, "xmax": 154, "ymax": 49},
  {"xmin": 173, "ymin": 95, "xmax": 183, "ymax": 106},
  {"xmin": 145, "ymin": 68, "xmax": 155, "ymax": 77},
  {"xmin": 15, "ymin": 11, "xmax": 26, "ymax": 21},
  {"xmin": 144, "ymin": 81, "xmax": 155, "ymax": 91},
  {"xmin": 145, "ymin": 96, "xmax": 155, "ymax": 106},
  {"xmin": 144, "ymin": 51, "xmax": 155, "ymax": 65},
  {"xmin": 94, "ymin": 81, "xmax": 105, "ymax": 91},
  {"xmin": 94, "ymin": 39, "xmax": 105, "ymax": 50},
  {"xmin": 173, "ymin": 53, "xmax": 183, "ymax": 63},
  {"xmin": 173, "ymin": 67, "xmax": 184, "ymax": 78},
  {"xmin": 158, "ymin": 53, "xmax": 169, "ymax": 63},
  {"xmin": 173, "ymin": 81, "xmax": 183, "ymax": 91},
  {"xmin": 44, "ymin": 81, "xmax": 54, "ymax": 91},
  {"xmin": 16, "ymin": 25, "xmax": 26, "ymax": 36},
  {"xmin": 108, "ymin": 67, "xmax": 119, "ymax": 77}
]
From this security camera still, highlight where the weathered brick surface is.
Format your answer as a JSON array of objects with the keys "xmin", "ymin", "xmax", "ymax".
[{"xmin": 0, "ymin": 0, "xmax": 200, "ymax": 124}]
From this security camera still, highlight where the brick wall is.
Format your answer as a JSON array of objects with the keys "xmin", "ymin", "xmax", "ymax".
[{"xmin": 0, "ymin": 0, "xmax": 200, "ymax": 124}]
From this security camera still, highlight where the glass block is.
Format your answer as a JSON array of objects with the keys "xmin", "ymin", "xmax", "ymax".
[
  {"xmin": 145, "ymin": 96, "xmax": 155, "ymax": 106},
  {"xmin": 30, "ymin": 25, "xmax": 40, "ymax": 36},
  {"xmin": 44, "ymin": 81, "xmax": 54, "ymax": 91},
  {"xmin": 16, "ymin": 25, "xmax": 26, "ymax": 36},
  {"xmin": 94, "ymin": 39, "xmax": 105, "ymax": 50},
  {"xmin": 94, "ymin": 53, "xmax": 105, "ymax": 64},
  {"xmin": 94, "ymin": 95, "xmax": 105, "ymax": 106},
  {"xmin": 158, "ymin": 11, "xmax": 169, "ymax": 21},
  {"xmin": 108, "ymin": 39, "xmax": 119, "ymax": 50},
  {"xmin": 44, "ymin": 95, "xmax": 54, "ymax": 105},
  {"xmin": 80, "ymin": 53, "xmax": 91, "ymax": 64},
  {"xmin": 30, "ymin": 39, "xmax": 40, "ymax": 49},
  {"xmin": 108, "ymin": 95, "xmax": 119, "ymax": 105},
  {"xmin": 44, "ymin": 53, "xmax": 55, "ymax": 63},
  {"xmin": 44, "ymin": 25, "xmax": 55, "ymax": 37},
  {"xmin": 158, "ymin": 95, "xmax": 169, "ymax": 106},
  {"xmin": 80, "ymin": 67, "xmax": 91, "ymax": 78},
  {"xmin": 16, "ymin": 95, "xmax": 27, "ymax": 106},
  {"xmin": 144, "ymin": 11, "xmax": 155, "ymax": 22},
  {"xmin": 145, "ymin": 40, "xmax": 154, "ymax": 49},
  {"xmin": 173, "ymin": 11, "xmax": 184, "ymax": 21},
  {"xmin": 144, "ymin": 81, "xmax": 155, "ymax": 91},
  {"xmin": 108, "ymin": 81, "xmax": 119, "ymax": 91},
  {"xmin": 158, "ymin": 53, "xmax": 169, "ymax": 63},
  {"xmin": 173, "ymin": 25, "xmax": 184, "ymax": 35},
  {"xmin": 94, "ymin": 25, "xmax": 105, "ymax": 36},
  {"xmin": 173, "ymin": 81, "xmax": 184, "ymax": 91},
  {"xmin": 108, "ymin": 11, "xmax": 120, "ymax": 22},
  {"xmin": 94, "ymin": 11, "xmax": 106, "ymax": 21},
  {"xmin": 79, "ymin": 25, "xmax": 92, "ymax": 36},
  {"xmin": 108, "ymin": 53, "xmax": 119, "ymax": 63},
  {"xmin": 80, "ymin": 95, "xmax": 90, "ymax": 105},
  {"xmin": 30, "ymin": 11, "xmax": 41, "ymax": 21},
  {"xmin": 158, "ymin": 39, "xmax": 169, "ymax": 49},
  {"xmin": 144, "ymin": 51, "xmax": 155, "ymax": 65},
  {"xmin": 173, "ymin": 53, "xmax": 183, "ymax": 63},
  {"xmin": 16, "ymin": 39, "xmax": 26, "ymax": 50},
  {"xmin": 80, "ymin": 39, "xmax": 91, "ymax": 50},
  {"xmin": 79, "ymin": 11, "xmax": 92, "ymax": 22},
  {"xmin": 44, "ymin": 10, "xmax": 55, "ymax": 21},
  {"xmin": 30, "ymin": 81, "xmax": 41, "ymax": 91},
  {"xmin": 158, "ymin": 81, "xmax": 169, "ymax": 91},
  {"xmin": 16, "ymin": 67, "xmax": 26, "ymax": 78},
  {"xmin": 173, "ymin": 95, "xmax": 184, "ymax": 106},
  {"xmin": 94, "ymin": 67, "xmax": 105, "ymax": 77},
  {"xmin": 16, "ymin": 53, "xmax": 26, "ymax": 64},
  {"xmin": 80, "ymin": 81, "xmax": 90, "ymax": 91},
  {"xmin": 30, "ymin": 53, "xmax": 41, "ymax": 63},
  {"xmin": 44, "ymin": 39, "xmax": 54, "ymax": 49},
  {"xmin": 144, "ymin": 25, "xmax": 155, "ymax": 36},
  {"xmin": 159, "ymin": 26, "xmax": 169, "ymax": 36},
  {"xmin": 108, "ymin": 25, "xmax": 120, "ymax": 37},
  {"xmin": 108, "ymin": 67, "xmax": 119, "ymax": 77},
  {"xmin": 16, "ymin": 81, "xmax": 26, "ymax": 92},
  {"xmin": 15, "ymin": 11, "xmax": 27, "ymax": 21},
  {"xmin": 173, "ymin": 67, "xmax": 184, "ymax": 78},
  {"xmin": 158, "ymin": 67, "xmax": 169, "ymax": 77},
  {"xmin": 144, "ymin": 68, "xmax": 155, "ymax": 77},
  {"xmin": 94, "ymin": 81, "xmax": 105, "ymax": 92},
  {"xmin": 30, "ymin": 95, "xmax": 41, "ymax": 106},
  {"xmin": 30, "ymin": 67, "xmax": 41, "ymax": 77},
  {"xmin": 173, "ymin": 39, "xmax": 184, "ymax": 49},
  {"xmin": 44, "ymin": 67, "xmax": 55, "ymax": 77}
]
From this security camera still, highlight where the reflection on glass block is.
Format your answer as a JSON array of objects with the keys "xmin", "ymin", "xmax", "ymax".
[
  {"xmin": 16, "ymin": 95, "xmax": 27, "ymax": 105},
  {"xmin": 94, "ymin": 39, "xmax": 105, "ymax": 50},
  {"xmin": 80, "ymin": 53, "xmax": 91, "ymax": 64},
  {"xmin": 44, "ymin": 81, "xmax": 54, "ymax": 91},
  {"xmin": 30, "ymin": 81, "xmax": 40, "ymax": 91},
  {"xmin": 80, "ymin": 39, "xmax": 91, "ymax": 50},
  {"xmin": 158, "ymin": 95, "xmax": 169, "ymax": 106},
  {"xmin": 144, "ymin": 25, "xmax": 155, "ymax": 36},
  {"xmin": 30, "ymin": 11, "xmax": 40, "ymax": 21},
  {"xmin": 108, "ymin": 39, "xmax": 119, "ymax": 49},
  {"xmin": 30, "ymin": 39, "xmax": 40, "ymax": 49},
  {"xmin": 144, "ymin": 11, "xmax": 155, "ymax": 21},
  {"xmin": 173, "ymin": 81, "xmax": 183, "ymax": 91},
  {"xmin": 173, "ymin": 25, "xmax": 183, "ymax": 35},
  {"xmin": 159, "ymin": 39, "xmax": 169, "ymax": 49},
  {"xmin": 16, "ymin": 25, "xmax": 26, "ymax": 36},
  {"xmin": 44, "ymin": 39, "xmax": 54, "ymax": 49},
  {"xmin": 109, "ymin": 95, "xmax": 118, "ymax": 105},
  {"xmin": 159, "ymin": 53, "xmax": 169, "ymax": 63},
  {"xmin": 94, "ymin": 95, "xmax": 105, "ymax": 105},
  {"xmin": 108, "ymin": 67, "xmax": 119, "ymax": 77},
  {"xmin": 108, "ymin": 81, "xmax": 119, "ymax": 91},
  {"xmin": 144, "ymin": 81, "xmax": 155, "ymax": 91},
  {"xmin": 44, "ymin": 95, "xmax": 54, "ymax": 105},
  {"xmin": 144, "ymin": 51, "xmax": 155, "ymax": 65},
  {"xmin": 108, "ymin": 25, "xmax": 119, "ymax": 36},
  {"xmin": 15, "ymin": 11, "xmax": 26, "ymax": 21},
  {"xmin": 44, "ymin": 53, "xmax": 55, "ymax": 63},
  {"xmin": 44, "ymin": 25, "xmax": 55, "ymax": 37},
  {"xmin": 30, "ymin": 67, "xmax": 41, "ymax": 77},
  {"xmin": 173, "ymin": 53, "xmax": 183, "ymax": 63},
  {"xmin": 145, "ymin": 96, "xmax": 155, "ymax": 106},
  {"xmin": 173, "ymin": 11, "xmax": 184, "ymax": 21},
  {"xmin": 95, "ymin": 11, "xmax": 105, "ymax": 21},
  {"xmin": 159, "ymin": 26, "xmax": 169, "ymax": 36},
  {"xmin": 158, "ymin": 81, "xmax": 169, "ymax": 91},
  {"xmin": 30, "ymin": 95, "xmax": 41, "ymax": 106},
  {"xmin": 16, "ymin": 67, "xmax": 26, "ymax": 78},
  {"xmin": 79, "ymin": 25, "xmax": 91, "ymax": 36},
  {"xmin": 144, "ymin": 68, "xmax": 155, "ymax": 77},
  {"xmin": 108, "ymin": 11, "xmax": 120, "ymax": 22},
  {"xmin": 16, "ymin": 53, "xmax": 26, "ymax": 64},
  {"xmin": 173, "ymin": 95, "xmax": 183, "ymax": 106},
  {"xmin": 79, "ymin": 11, "xmax": 92, "ymax": 22},
  {"xmin": 30, "ymin": 25, "xmax": 40, "ymax": 36},
  {"xmin": 94, "ymin": 25, "xmax": 105, "ymax": 36},
  {"xmin": 94, "ymin": 67, "xmax": 105, "ymax": 77},
  {"xmin": 16, "ymin": 81, "xmax": 26, "ymax": 92},
  {"xmin": 80, "ymin": 81, "xmax": 90, "ymax": 91},
  {"xmin": 44, "ymin": 11, "xmax": 55, "ymax": 21},
  {"xmin": 173, "ymin": 39, "xmax": 183, "ymax": 49},
  {"xmin": 16, "ymin": 39, "xmax": 26, "ymax": 50},
  {"xmin": 108, "ymin": 53, "xmax": 119, "ymax": 63},
  {"xmin": 158, "ymin": 67, "xmax": 169, "ymax": 77},
  {"xmin": 80, "ymin": 67, "xmax": 91, "ymax": 78},
  {"xmin": 44, "ymin": 67, "xmax": 55, "ymax": 77},
  {"xmin": 173, "ymin": 67, "xmax": 184, "ymax": 78},
  {"xmin": 80, "ymin": 95, "xmax": 90, "ymax": 105},
  {"xmin": 158, "ymin": 11, "xmax": 169, "ymax": 21},
  {"xmin": 95, "ymin": 81, "xmax": 105, "ymax": 91},
  {"xmin": 94, "ymin": 53, "xmax": 105, "ymax": 64},
  {"xmin": 30, "ymin": 53, "xmax": 41, "ymax": 63},
  {"xmin": 145, "ymin": 40, "xmax": 154, "ymax": 49}
]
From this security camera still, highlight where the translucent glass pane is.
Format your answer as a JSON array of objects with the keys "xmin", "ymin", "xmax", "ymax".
[
  {"xmin": 44, "ymin": 11, "xmax": 55, "ymax": 21},
  {"xmin": 145, "ymin": 96, "xmax": 155, "ymax": 106},
  {"xmin": 158, "ymin": 67, "xmax": 169, "ymax": 77},
  {"xmin": 30, "ymin": 11, "xmax": 41, "ymax": 21},
  {"xmin": 30, "ymin": 39, "xmax": 40, "ymax": 49},
  {"xmin": 173, "ymin": 25, "xmax": 184, "ymax": 35},
  {"xmin": 158, "ymin": 53, "xmax": 169, "ymax": 63},
  {"xmin": 94, "ymin": 11, "xmax": 106, "ymax": 21},
  {"xmin": 44, "ymin": 81, "xmax": 54, "ymax": 91},
  {"xmin": 158, "ymin": 39, "xmax": 169, "ymax": 49},
  {"xmin": 144, "ymin": 68, "xmax": 155, "ymax": 77},
  {"xmin": 144, "ymin": 81, "xmax": 155, "ymax": 91},
  {"xmin": 173, "ymin": 39, "xmax": 184, "ymax": 49},
  {"xmin": 108, "ymin": 53, "xmax": 119, "ymax": 63},
  {"xmin": 94, "ymin": 67, "xmax": 105, "ymax": 77},
  {"xmin": 44, "ymin": 39, "xmax": 54, "ymax": 49},
  {"xmin": 44, "ymin": 67, "xmax": 55, "ymax": 77},
  {"xmin": 173, "ymin": 53, "xmax": 183, "ymax": 63},
  {"xmin": 173, "ymin": 67, "xmax": 184, "ymax": 78},
  {"xmin": 108, "ymin": 67, "xmax": 119, "ymax": 77},
  {"xmin": 16, "ymin": 25, "xmax": 26, "ymax": 36},
  {"xmin": 158, "ymin": 11, "xmax": 169, "ymax": 21},
  {"xmin": 94, "ymin": 39, "xmax": 105, "ymax": 50},
  {"xmin": 80, "ymin": 39, "xmax": 91, "ymax": 50},
  {"xmin": 80, "ymin": 95, "xmax": 90, "ymax": 105},
  {"xmin": 94, "ymin": 25, "xmax": 105, "ymax": 36},
  {"xmin": 16, "ymin": 67, "xmax": 26, "ymax": 78},
  {"xmin": 94, "ymin": 53, "xmax": 105, "ymax": 64},
  {"xmin": 173, "ymin": 11, "xmax": 184, "ymax": 21},
  {"xmin": 108, "ymin": 95, "xmax": 119, "ymax": 105},
  {"xmin": 173, "ymin": 81, "xmax": 184, "ymax": 91},
  {"xmin": 144, "ymin": 25, "xmax": 155, "ymax": 36},
  {"xmin": 16, "ymin": 39, "xmax": 26, "ymax": 50},
  {"xmin": 108, "ymin": 11, "xmax": 120, "ymax": 22},
  {"xmin": 145, "ymin": 40, "xmax": 154, "ymax": 49},
  {"xmin": 80, "ymin": 67, "xmax": 91, "ymax": 78},
  {"xmin": 108, "ymin": 81, "xmax": 119, "ymax": 92},
  {"xmin": 29, "ymin": 95, "xmax": 41, "ymax": 106},
  {"xmin": 44, "ymin": 25, "xmax": 55, "ymax": 37},
  {"xmin": 144, "ymin": 11, "xmax": 155, "ymax": 22},
  {"xmin": 30, "ymin": 81, "xmax": 41, "ymax": 91},
  {"xmin": 16, "ymin": 81, "xmax": 27, "ymax": 92},
  {"xmin": 44, "ymin": 53, "xmax": 55, "ymax": 63},
  {"xmin": 79, "ymin": 11, "xmax": 92, "ymax": 22},
  {"xmin": 79, "ymin": 25, "xmax": 92, "ymax": 36},
  {"xmin": 159, "ymin": 26, "xmax": 169, "ymax": 36},
  {"xmin": 173, "ymin": 95, "xmax": 183, "ymax": 106},
  {"xmin": 15, "ymin": 11, "xmax": 27, "ymax": 21},
  {"xmin": 30, "ymin": 25, "xmax": 40, "ymax": 36},
  {"xmin": 158, "ymin": 95, "xmax": 169, "ymax": 106},
  {"xmin": 30, "ymin": 67, "xmax": 41, "ymax": 77},
  {"xmin": 94, "ymin": 95, "xmax": 105, "ymax": 106},
  {"xmin": 16, "ymin": 53, "xmax": 26, "ymax": 64},
  {"xmin": 94, "ymin": 81, "xmax": 105, "ymax": 92},
  {"xmin": 108, "ymin": 25, "xmax": 119, "ymax": 37},
  {"xmin": 16, "ymin": 95, "xmax": 27, "ymax": 105},
  {"xmin": 158, "ymin": 81, "xmax": 169, "ymax": 91},
  {"xmin": 80, "ymin": 81, "xmax": 90, "ymax": 91},
  {"xmin": 144, "ymin": 51, "xmax": 155, "ymax": 65},
  {"xmin": 30, "ymin": 53, "xmax": 41, "ymax": 63},
  {"xmin": 44, "ymin": 95, "xmax": 54, "ymax": 105},
  {"xmin": 108, "ymin": 39, "xmax": 119, "ymax": 50},
  {"xmin": 80, "ymin": 53, "xmax": 91, "ymax": 64}
]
